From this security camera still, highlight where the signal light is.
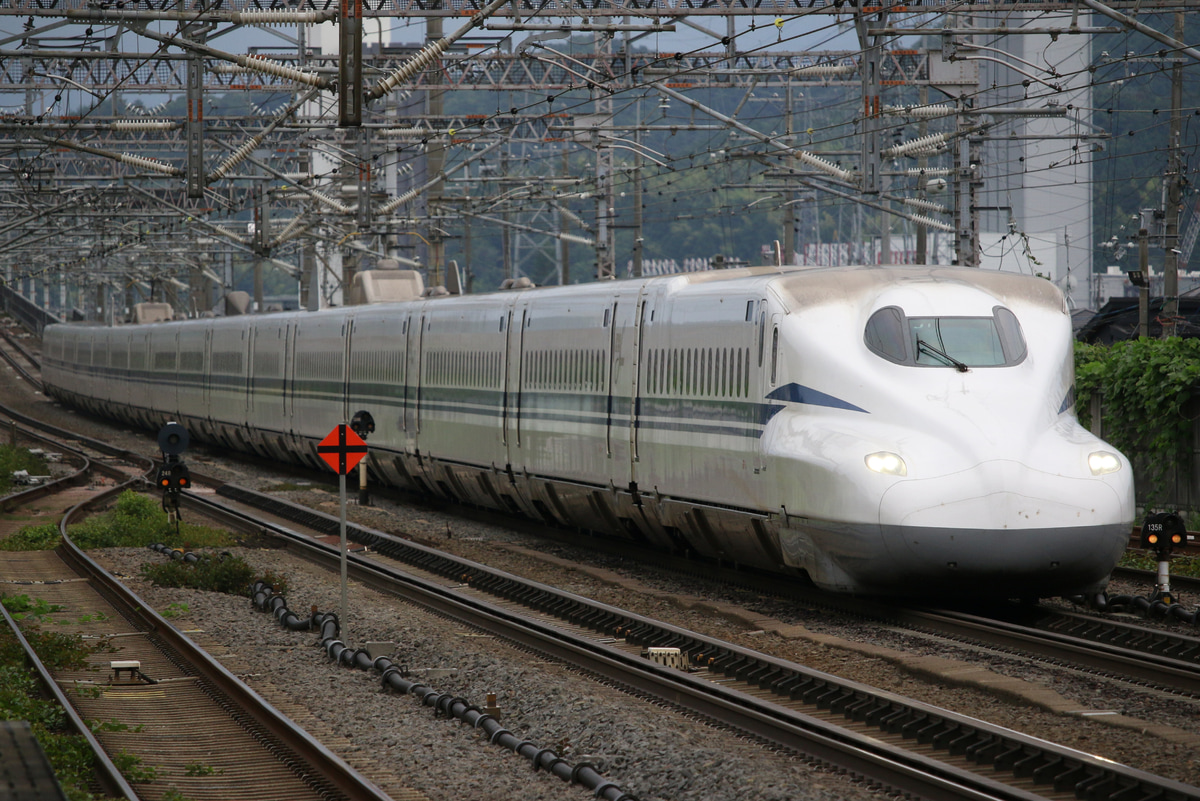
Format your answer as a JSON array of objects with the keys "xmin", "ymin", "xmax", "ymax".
[
  {"xmin": 156, "ymin": 463, "xmax": 191, "ymax": 492},
  {"xmin": 1140, "ymin": 511, "xmax": 1186, "ymax": 554}
]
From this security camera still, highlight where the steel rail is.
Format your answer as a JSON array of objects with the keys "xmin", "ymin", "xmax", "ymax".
[
  {"xmin": 52, "ymin": 534, "xmax": 396, "ymax": 801},
  {"xmin": 0, "ymin": 326, "xmax": 40, "ymax": 370},
  {"xmin": 1, "ymin": 423, "xmax": 158, "ymax": 799},
  {"xmin": 0, "ymin": 592, "xmax": 142, "ymax": 801},
  {"xmin": 0, "ymin": 409, "xmax": 394, "ymax": 801},
  {"xmin": 0, "ymin": 331, "xmax": 42, "ymax": 391},
  {"xmin": 0, "ymin": 424, "xmax": 93, "ymax": 511},
  {"xmin": 185, "ymin": 485, "xmax": 1200, "ymax": 801},
  {"xmin": 890, "ymin": 605, "xmax": 1200, "ymax": 695}
]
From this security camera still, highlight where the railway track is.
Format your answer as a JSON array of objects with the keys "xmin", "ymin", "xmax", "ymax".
[
  {"xmin": 0, "ymin": 423, "xmax": 397, "ymax": 801},
  {"xmin": 177, "ymin": 482, "xmax": 1200, "ymax": 801},
  {"xmin": 0, "ymin": 324, "xmax": 43, "ymax": 391},
  {"xmin": 3, "ymin": 350, "xmax": 1200, "ymax": 800}
]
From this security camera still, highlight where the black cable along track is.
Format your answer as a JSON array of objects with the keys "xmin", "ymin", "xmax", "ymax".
[{"xmin": 197, "ymin": 483, "xmax": 1200, "ymax": 801}]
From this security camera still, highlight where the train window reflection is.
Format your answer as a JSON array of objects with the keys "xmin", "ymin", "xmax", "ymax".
[{"xmin": 865, "ymin": 306, "xmax": 1027, "ymax": 368}]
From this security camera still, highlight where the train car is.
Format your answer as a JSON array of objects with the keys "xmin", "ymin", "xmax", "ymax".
[{"xmin": 41, "ymin": 265, "xmax": 1136, "ymax": 598}]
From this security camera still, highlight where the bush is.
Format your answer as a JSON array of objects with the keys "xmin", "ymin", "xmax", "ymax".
[
  {"xmin": 0, "ymin": 523, "xmax": 62, "ymax": 551},
  {"xmin": 140, "ymin": 553, "xmax": 285, "ymax": 597},
  {"xmin": 0, "ymin": 444, "xmax": 50, "ymax": 495},
  {"xmin": 1075, "ymin": 338, "xmax": 1200, "ymax": 507},
  {"xmin": 66, "ymin": 490, "xmax": 234, "ymax": 550}
]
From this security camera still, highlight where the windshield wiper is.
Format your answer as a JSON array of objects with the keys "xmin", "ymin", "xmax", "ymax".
[{"xmin": 917, "ymin": 338, "xmax": 969, "ymax": 372}]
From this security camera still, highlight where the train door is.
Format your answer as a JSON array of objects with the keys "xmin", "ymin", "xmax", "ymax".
[
  {"xmin": 243, "ymin": 326, "xmax": 255, "ymax": 420},
  {"xmin": 414, "ymin": 312, "xmax": 427, "ymax": 435},
  {"xmin": 402, "ymin": 311, "xmax": 419, "ymax": 439},
  {"xmin": 503, "ymin": 301, "xmax": 528, "ymax": 468},
  {"xmin": 603, "ymin": 298, "xmax": 619, "ymax": 458},
  {"xmin": 754, "ymin": 298, "xmax": 771, "ymax": 475},
  {"xmin": 629, "ymin": 286, "xmax": 652, "ymax": 486},
  {"xmin": 282, "ymin": 320, "xmax": 296, "ymax": 426},
  {"xmin": 203, "ymin": 327, "xmax": 213, "ymax": 424},
  {"xmin": 341, "ymin": 316, "xmax": 354, "ymax": 424}
]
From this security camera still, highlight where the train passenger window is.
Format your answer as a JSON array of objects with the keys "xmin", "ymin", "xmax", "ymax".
[
  {"xmin": 865, "ymin": 305, "xmax": 1028, "ymax": 368},
  {"xmin": 745, "ymin": 300, "xmax": 755, "ymax": 322}
]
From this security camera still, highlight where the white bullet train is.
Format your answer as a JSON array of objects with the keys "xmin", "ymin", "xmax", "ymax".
[{"xmin": 41, "ymin": 265, "xmax": 1135, "ymax": 598}]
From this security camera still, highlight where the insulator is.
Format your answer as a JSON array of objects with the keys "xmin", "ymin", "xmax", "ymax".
[
  {"xmin": 311, "ymin": 191, "xmax": 351, "ymax": 214},
  {"xmin": 795, "ymin": 150, "xmax": 852, "ymax": 182},
  {"xmin": 381, "ymin": 128, "xmax": 427, "ymax": 137},
  {"xmin": 791, "ymin": 63, "xmax": 856, "ymax": 77},
  {"xmin": 212, "ymin": 225, "xmax": 250, "ymax": 245},
  {"xmin": 119, "ymin": 152, "xmax": 178, "ymax": 175},
  {"xmin": 908, "ymin": 213, "xmax": 953, "ymax": 232},
  {"xmin": 270, "ymin": 217, "xmax": 307, "ymax": 247},
  {"xmin": 559, "ymin": 233, "xmax": 594, "ymax": 246},
  {"xmin": 901, "ymin": 197, "xmax": 950, "ymax": 214},
  {"xmin": 377, "ymin": 187, "xmax": 420, "ymax": 215},
  {"xmin": 369, "ymin": 39, "xmax": 450, "ymax": 99},
  {"xmin": 883, "ymin": 104, "xmax": 956, "ymax": 118},
  {"xmin": 239, "ymin": 55, "xmax": 324, "ymax": 87},
  {"xmin": 208, "ymin": 135, "xmax": 263, "ymax": 182},
  {"xmin": 232, "ymin": 10, "xmax": 334, "ymax": 24},
  {"xmin": 882, "ymin": 132, "xmax": 949, "ymax": 160},
  {"xmin": 112, "ymin": 120, "xmax": 176, "ymax": 131},
  {"xmin": 903, "ymin": 167, "xmax": 954, "ymax": 176}
]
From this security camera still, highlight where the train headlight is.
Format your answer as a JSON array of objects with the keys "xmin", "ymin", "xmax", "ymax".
[
  {"xmin": 865, "ymin": 451, "xmax": 907, "ymax": 476},
  {"xmin": 1088, "ymin": 451, "xmax": 1122, "ymax": 475}
]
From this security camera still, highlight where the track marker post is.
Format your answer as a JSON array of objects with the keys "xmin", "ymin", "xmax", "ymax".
[{"xmin": 317, "ymin": 424, "xmax": 368, "ymax": 644}]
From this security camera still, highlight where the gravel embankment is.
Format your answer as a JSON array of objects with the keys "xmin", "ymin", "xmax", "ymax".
[
  {"xmin": 4, "ymin": 342, "xmax": 1199, "ymax": 795},
  {"xmin": 96, "ymin": 546, "xmax": 879, "ymax": 801}
]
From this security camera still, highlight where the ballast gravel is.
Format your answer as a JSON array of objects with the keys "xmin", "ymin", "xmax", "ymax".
[
  {"xmin": 4, "ymin": 359, "xmax": 1199, "ymax": 795},
  {"xmin": 96, "ymin": 546, "xmax": 879, "ymax": 801}
]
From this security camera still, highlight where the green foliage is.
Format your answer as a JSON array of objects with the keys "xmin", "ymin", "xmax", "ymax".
[
  {"xmin": 0, "ymin": 444, "xmax": 50, "ymax": 495},
  {"xmin": 1075, "ymin": 338, "xmax": 1200, "ymax": 506},
  {"xmin": 36, "ymin": 728, "xmax": 99, "ymax": 800},
  {"xmin": 160, "ymin": 789, "xmax": 196, "ymax": 801},
  {"xmin": 64, "ymin": 490, "xmax": 234, "ymax": 550},
  {"xmin": 112, "ymin": 750, "xmax": 158, "ymax": 783},
  {"xmin": 0, "ymin": 621, "xmax": 117, "ymax": 801},
  {"xmin": 184, "ymin": 762, "xmax": 221, "ymax": 776},
  {"xmin": 139, "ymin": 554, "xmax": 287, "ymax": 598},
  {"xmin": 0, "ymin": 522, "xmax": 63, "ymax": 551},
  {"xmin": 90, "ymin": 719, "xmax": 142, "ymax": 734},
  {"xmin": 1118, "ymin": 550, "xmax": 1200, "ymax": 579},
  {"xmin": 2, "ymin": 594, "xmax": 64, "ymax": 622},
  {"xmin": 159, "ymin": 602, "xmax": 189, "ymax": 619}
]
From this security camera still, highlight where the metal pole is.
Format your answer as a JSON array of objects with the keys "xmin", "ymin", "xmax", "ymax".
[
  {"xmin": 1162, "ymin": 9, "xmax": 1184, "ymax": 338},
  {"xmin": 1139, "ymin": 228, "xmax": 1150, "ymax": 338},
  {"xmin": 339, "ymin": 471, "xmax": 349, "ymax": 645}
]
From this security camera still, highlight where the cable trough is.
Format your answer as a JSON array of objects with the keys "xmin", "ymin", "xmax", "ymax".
[{"xmin": 191, "ymin": 484, "xmax": 1200, "ymax": 801}]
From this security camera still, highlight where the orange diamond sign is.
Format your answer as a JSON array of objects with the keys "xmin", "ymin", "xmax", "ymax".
[{"xmin": 318, "ymin": 424, "xmax": 368, "ymax": 475}]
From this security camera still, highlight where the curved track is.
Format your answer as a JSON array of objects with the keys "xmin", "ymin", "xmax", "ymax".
[{"xmin": 0, "ymin": 421, "xmax": 394, "ymax": 801}]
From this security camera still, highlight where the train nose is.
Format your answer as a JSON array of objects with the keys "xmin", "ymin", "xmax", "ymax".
[{"xmin": 873, "ymin": 460, "xmax": 1132, "ymax": 596}]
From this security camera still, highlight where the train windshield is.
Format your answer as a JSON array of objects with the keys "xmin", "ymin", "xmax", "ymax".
[{"xmin": 865, "ymin": 306, "xmax": 1027, "ymax": 368}]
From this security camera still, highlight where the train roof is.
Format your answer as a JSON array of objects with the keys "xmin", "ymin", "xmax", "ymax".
[{"xmin": 45, "ymin": 265, "xmax": 1065, "ymax": 332}]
